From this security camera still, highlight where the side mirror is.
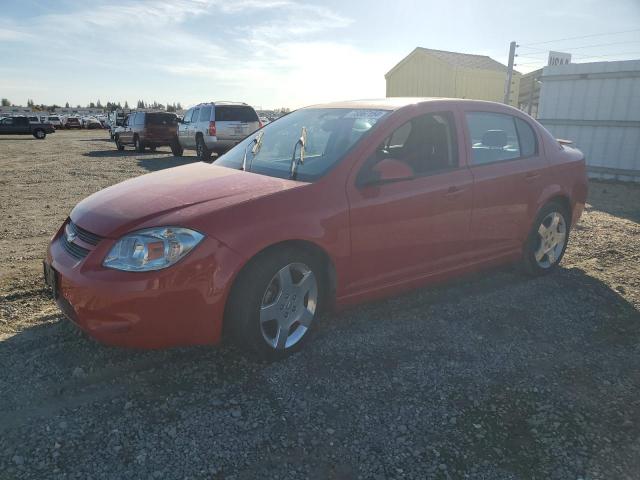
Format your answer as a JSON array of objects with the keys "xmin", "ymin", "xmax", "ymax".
[{"xmin": 361, "ymin": 158, "xmax": 414, "ymax": 187}]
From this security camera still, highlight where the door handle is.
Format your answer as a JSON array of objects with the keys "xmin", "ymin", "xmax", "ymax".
[
  {"xmin": 525, "ymin": 172, "xmax": 541, "ymax": 182},
  {"xmin": 444, "ymin": 186, "xmax": 465, "ymax": 198}
]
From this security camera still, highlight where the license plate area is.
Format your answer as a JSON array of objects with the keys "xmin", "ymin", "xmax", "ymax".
[{"xmin": 43, "ymin": 261, "xmax": 59, "ymax": 299}]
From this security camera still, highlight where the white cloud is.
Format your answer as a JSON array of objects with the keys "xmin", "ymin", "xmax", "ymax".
[{"xmin": 0, "ymin": 0, "xmax": 391, "ymax": 108}]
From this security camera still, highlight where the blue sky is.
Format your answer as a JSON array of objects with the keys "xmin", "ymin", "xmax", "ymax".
[{"xmin": 1, "ymin": 0, "xmax": 639, "ymax": 109}]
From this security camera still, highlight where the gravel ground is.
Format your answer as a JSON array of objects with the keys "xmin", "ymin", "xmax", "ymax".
[{"xmin": 1, "ymin": 130, "xmax": 639, "ymax": 479}]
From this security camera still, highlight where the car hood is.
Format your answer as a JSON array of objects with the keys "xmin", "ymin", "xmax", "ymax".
[{"xmin": 70, "ymin": 163, "xmax": 304, "ymax": 238}]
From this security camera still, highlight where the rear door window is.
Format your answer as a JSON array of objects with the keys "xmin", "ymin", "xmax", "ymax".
[
  {"xmin": 145, "ymin": 113, "xmax": 177, "ymax": 125},
  {"xmin": 215, "ymin": 106, "xmax": 259, "ymax": 122},
  {"xmin": 466, "ymin": 112, "xmax": 521, "ymax": 165},
  {"xmin": 198, "ymin": 106, "xmax": 212, "ymax": 122}
]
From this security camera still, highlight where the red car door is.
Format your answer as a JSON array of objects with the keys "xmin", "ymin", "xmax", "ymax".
[
  {"xmin": 462, "ymin": 109, "xmax": 549, "ymax": 261},
  {"xmin": 345, "ymin": 108, "xmax": 474, "ymax": 295}
]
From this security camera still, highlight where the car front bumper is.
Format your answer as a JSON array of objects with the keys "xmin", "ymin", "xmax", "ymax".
[{"xmin": 45, "ymin": 222, "xmax": 244, "ymax": 349}]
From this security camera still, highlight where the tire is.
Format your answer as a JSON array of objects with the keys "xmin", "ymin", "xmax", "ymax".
[
  {"xmin": 134, "ymin": 136, "xmax": 145, "ymax": 153},
  {"xmin": 521, "ymin": 201, "xmax": 570, "ymax": 276},
  {"xmin": 115, "ymin": 135, "xmax": 125, "ymax": 151},
  {"xmin": 196, "ymin": 135, "xmax": 211, "ymax": 161},
  {"xmin": 171, "ymin": 141, "xmax": 183, "ymax": 157},
  {"xmin": 33, "ymin": 129, "xmax": 46, "ymax": 139},
  {"xmin": 225, "ymin": 248, "xmax": 327, "ymax": 360}
]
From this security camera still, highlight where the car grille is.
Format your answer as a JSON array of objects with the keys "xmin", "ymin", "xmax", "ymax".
[
  {"xmin": 67, "ymin": 220, "xmax": 103, "ymax": 245},
  {"xmin": 61, "ymin": 238, "xmax": 90, "ymax": 259},
  {"xmin": 60, "ymin": 220, "xmax": 104, "ymax": 260}
]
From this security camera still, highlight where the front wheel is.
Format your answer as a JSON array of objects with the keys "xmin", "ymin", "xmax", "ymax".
[
  {"xmin": 33, "ymin": 129, "xmax": 46, "ymax": 139},
  {"xmin": 522, "ymin": 201, "xmax": 570, "ymax": 276},
  {"xmin": 226, "ymin": 249, "xmax": 326, "ymax": 360},
  {"xmin": 115, "ymin": 136, "xmax": 125, "ymax": 151}
]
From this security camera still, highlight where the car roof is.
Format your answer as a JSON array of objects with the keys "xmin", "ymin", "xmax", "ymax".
[
  {"xmin": 303, "ymin": 97, "xmax": 518, "ymax": 112},
  {"xmin": 193, "ymin": 101, "xmax": 251, "ymax": 107}
]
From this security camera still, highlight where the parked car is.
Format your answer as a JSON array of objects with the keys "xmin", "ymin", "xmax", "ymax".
[
  {"xmin": 0, "ymin": 115, "xmax": 55, "ymax": 138},
  {"xmin": 83, "ymin": 117, "xmax": 103, "ymax": 129},
  {"xmin": 113, "ymin": 111, "xmax": 180, "ymax": 153},
  {"xmin": 176, "ymin": 102, "xmax": 261, "ymax": 160},
  {"xmin": 28, "ymin": 116, "xmax": 40, "ymax": 124},
  {"xmin": 64, "ymin": 117, "xmax": 82, "ymax": 129},
  {"xmin": 44, "ymin": 98, "xmax": 587, "ymax": 358},
  {"xmin": 108, "ymin": 112, "xmax": 127, "ymax": 139},
  {"xmin": 46, "ymin": 115, "xmax": 63, "ymax": 129}
]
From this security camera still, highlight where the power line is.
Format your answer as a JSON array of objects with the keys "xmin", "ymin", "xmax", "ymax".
[
  {"xmin": 519, "ymin": 40, "xmax": 640, "ymax": 54},
  {"xmin": 520, "ymin": 28, "xmax": 640, "ymax": 47}
]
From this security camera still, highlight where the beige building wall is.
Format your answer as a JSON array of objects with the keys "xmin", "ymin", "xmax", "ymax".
[
  {"xmin": 386, "ymin": 51, "xmax": 520, "ymax": 106},
  {"xmin": 454, "ymin": 67, "xmax": 520, "ymax": 106},
  {"xmin": 385, "ymin": 54, "xmax": 455, "ymax": 98}
]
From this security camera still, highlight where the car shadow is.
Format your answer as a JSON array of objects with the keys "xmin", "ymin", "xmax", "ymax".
[
  {"xmin": 0, "ymin": 137, "xmax": 38, "ymax": 141},
  {"xmin": 137, "ymin": 155, "xmax": 200, "ymax": 171},
  {"xmin": 588, "ymin": 180, "xmax": 640, "ymax": 223},
  {"xmin": 82, "ymin": 150, "xmax": 141, "ymax": 158}
]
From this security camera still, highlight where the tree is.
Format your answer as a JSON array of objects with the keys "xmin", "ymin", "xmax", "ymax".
[
  {"xmin": 1, "ymin": 98, "xmax": 10, "ymax": 106},
  {"xmin": 27, "ymin": 99, "xmax": 35, "ymax": 108},
  {"xmin": 96, "ymin": 99, "xmax": 102, "ymax": 109},
  {"xmin": 176, "ymin": 102, "xmax": 182, "ymax": 110},
  {"xmin": 124, "ymin": 101, "xmax": 129, "ymax": 110},
  {"xmin": 65, "ymin": 102, "xmax": 70, "ymax": 108}
]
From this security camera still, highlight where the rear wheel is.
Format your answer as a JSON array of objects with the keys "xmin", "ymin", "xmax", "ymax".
[
  {"xmin": 33, "ymin": 129, "xmax": 46, "ymax": 139},
  {"xmin": 522, "ymin": 201, "xmax": 570, "ymax": 276},
  {"xmin": 196, "ymin": 135, "xmax": 211, "ymax": 161},
  {"xmin": 134, "ymin": 136, "xmax": 145, "ymax": 153},
  {"xmin": 171, "ymin": 140, "xmax": 183, "ymax": 157},
  {"xmin": 226, "ymin": 248, "xmax": 326, "ymax": 360}
]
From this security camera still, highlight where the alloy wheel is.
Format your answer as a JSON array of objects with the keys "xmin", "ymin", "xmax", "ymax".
[
  {"xmin": 534, "ymin": 211, "xmax": 567, "ymax": 268},
  {"xmin": 259, "ymin": 263, "xmax": 318, "ymax": 350}
]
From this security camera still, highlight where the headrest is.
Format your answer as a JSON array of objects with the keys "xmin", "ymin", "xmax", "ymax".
[{"xmin": 482, "ymin": 130, "xmax": 507, "ymax": 148}]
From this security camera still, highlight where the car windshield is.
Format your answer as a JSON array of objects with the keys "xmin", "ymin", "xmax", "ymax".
[{"xmin": 216, "ymin": 108, "xmax": 389, "ymax": 181}]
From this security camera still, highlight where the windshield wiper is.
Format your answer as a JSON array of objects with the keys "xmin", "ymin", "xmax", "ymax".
[
  {"xmin": 241, "ymin": 130, "xmax": 264, "ymax": 172},
  {"xmin": 289, "ymin": 126, "xmax": 307, "ymax": 179}
]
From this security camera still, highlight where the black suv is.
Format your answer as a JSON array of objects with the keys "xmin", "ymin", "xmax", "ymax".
[{"xmin": 0, "ymin": 116, "xmax": 55, "ymax": 139}]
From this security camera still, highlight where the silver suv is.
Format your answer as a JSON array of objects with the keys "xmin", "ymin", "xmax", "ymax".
[{"xmin": 176, "ymin": 102, "xmax": 261, "ymax": 160}]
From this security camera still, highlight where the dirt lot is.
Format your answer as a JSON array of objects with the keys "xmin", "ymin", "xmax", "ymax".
[{"xmin": 1, "ymin": 129, "xmax": 639, "ymax": 479}]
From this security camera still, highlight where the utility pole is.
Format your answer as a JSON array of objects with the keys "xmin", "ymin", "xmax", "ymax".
[
  {"xmin": 504, "ymin": 41, "xmax": 517, "ymax": 105},
  {"xmin": 527, "ymin": 74, "xmax": 537, "ymax": 116}
]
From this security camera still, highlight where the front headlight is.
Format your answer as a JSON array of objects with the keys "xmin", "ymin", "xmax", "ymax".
[{"xmin": 103, "ymin": 227, "xmax": 204, "ymax": 272}]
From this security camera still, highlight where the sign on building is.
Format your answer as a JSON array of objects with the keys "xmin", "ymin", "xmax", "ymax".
[{"xmin": 548, "ymin": 51, "xmax": 572, "ymax": 66}]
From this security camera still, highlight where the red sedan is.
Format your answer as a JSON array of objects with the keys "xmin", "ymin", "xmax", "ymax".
[{"xmin": 44, "ymin": 99, "xmax": 587, "ymax": 358}]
